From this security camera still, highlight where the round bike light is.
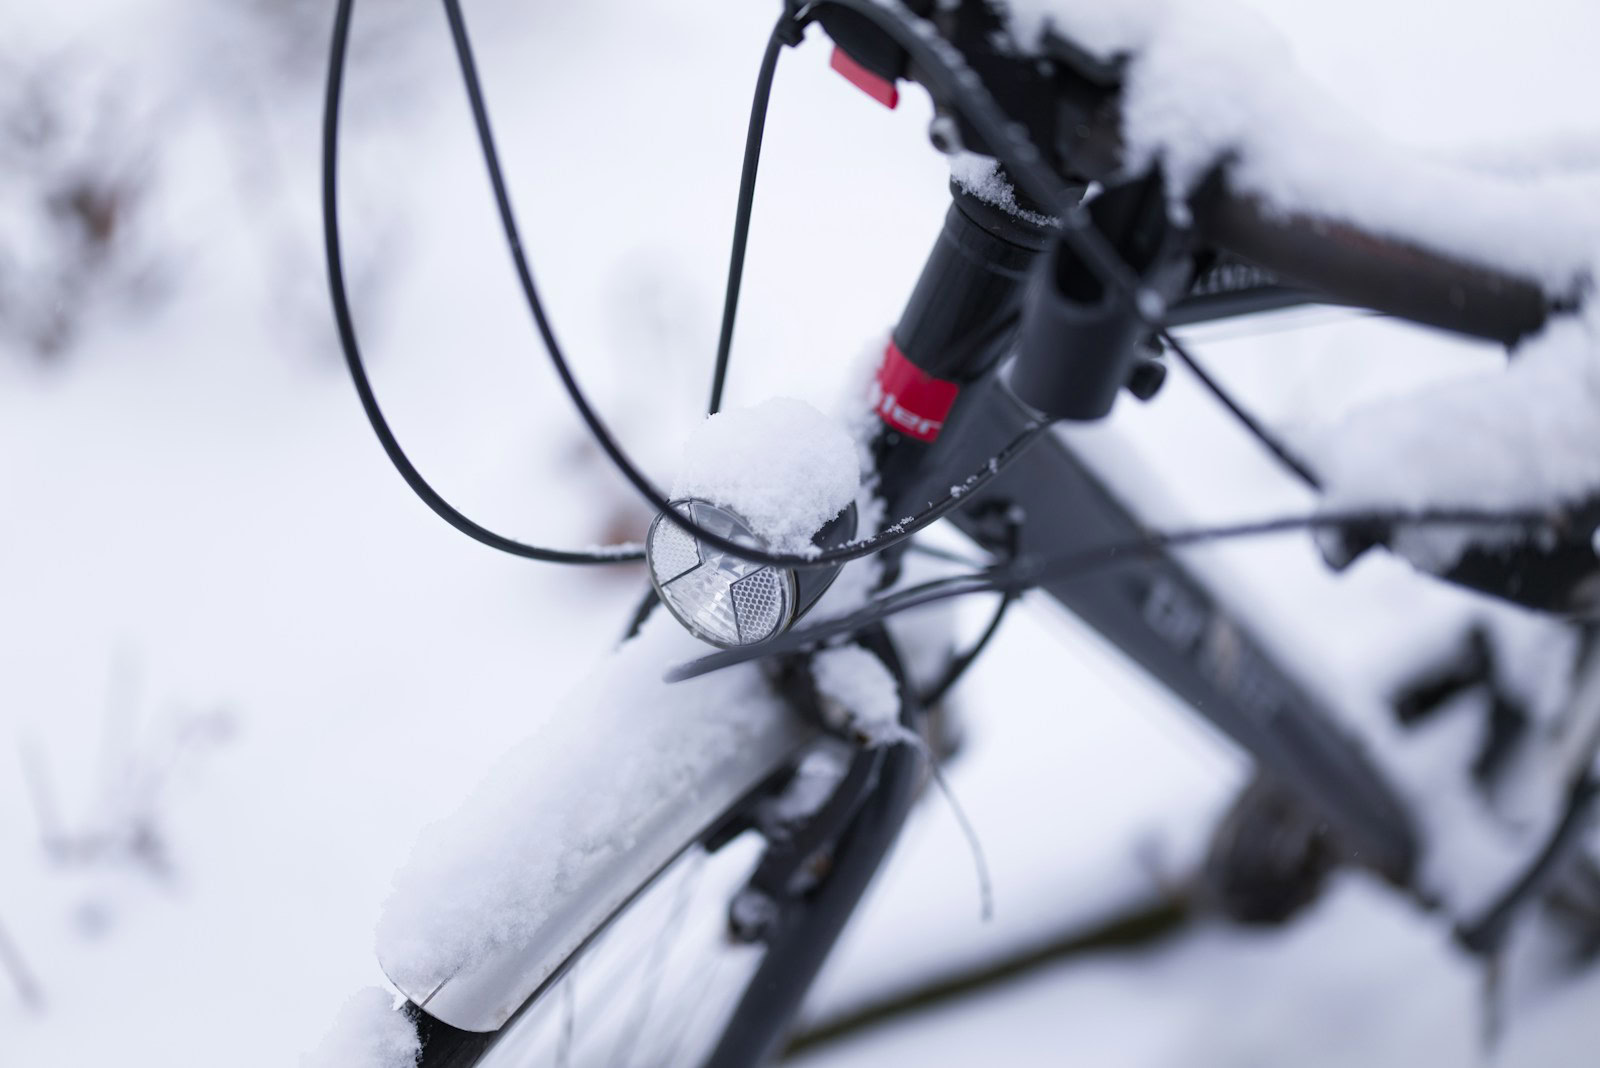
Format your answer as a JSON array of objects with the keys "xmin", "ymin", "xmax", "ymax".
[{"xmin": 648, "ymin": 499, "xmax": 797, "ymax": 648}]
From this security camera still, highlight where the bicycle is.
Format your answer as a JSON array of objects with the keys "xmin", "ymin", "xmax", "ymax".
[{"xmin": 318, "ymin": 0, "xmax": 1600, "ymax": 1064}]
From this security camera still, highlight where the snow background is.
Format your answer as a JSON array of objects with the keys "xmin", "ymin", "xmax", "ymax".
[{"xmin": 3, "ymin": 0, "xmax": 1599, "ymax": 1064}]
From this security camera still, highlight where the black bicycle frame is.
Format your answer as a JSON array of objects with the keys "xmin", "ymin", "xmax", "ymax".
[
  {"xmin": 698, "ymin": 185, "xmax": 1425, "ymax": 1064},
  {"xmin": 349, "ymin": 2, "xmax": 1597, "ymax": 1061},
  {"xmin": 882, "ymin": 189, "xmax": 1417, "ymax": 883},
  {"xmin": 938, "ymin": 378, "xmax": 1419, "ymax": 878}
]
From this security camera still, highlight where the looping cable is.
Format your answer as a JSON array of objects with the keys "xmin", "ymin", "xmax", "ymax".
[{"xmin": 322, "ymin": 0, "xmax": 639, "ymax": 564}]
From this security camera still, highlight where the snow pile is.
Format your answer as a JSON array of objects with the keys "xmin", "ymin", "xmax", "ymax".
[
  {"xmin": 812, "ymin": 644, "xmax": 904, "ymax": 745},
  {"xmin": 1000, "ymin": 0, "xmax": 1600, "ymax": 293},
  {"xmin": 948, "ymin": 151, "xmax": 1056, "ymax": 227},
  {"xmin": 672, "ymin": 397, "xmax": 859, "ymax": 553},
  {"xmin": 302, "ymin": 988, "xmax": 419, "ymax": 1068},
  {"xmin": 1303, "ymin": 305, "xmax": 1600, "ymax": 570},
  {"xmin": 376, "ymin": 613, "xmax": 791, "ymax": 996}
]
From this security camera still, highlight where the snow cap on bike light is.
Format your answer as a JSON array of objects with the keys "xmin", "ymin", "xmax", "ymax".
[
  {"xmin": 648, "ymin": 499, "xmax": 857, "ymax": 648},
  {"xmin": 650, "ymin": 398, "xmax": 862, "ymax": 648}
]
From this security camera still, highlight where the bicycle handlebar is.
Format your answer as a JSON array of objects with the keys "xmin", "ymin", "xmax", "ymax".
[
  {"xmin": 1193, "ymin": 185, "xmax": 1556, "ymax": 346},
  {"xmin": 819, "ymin": 0, "xmax": 1569, "ymax": 347}
]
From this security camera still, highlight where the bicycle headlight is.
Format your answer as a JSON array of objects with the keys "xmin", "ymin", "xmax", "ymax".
[{"xmin": 647, "ymin": 498, "xmax": 856, "ymax": 649}]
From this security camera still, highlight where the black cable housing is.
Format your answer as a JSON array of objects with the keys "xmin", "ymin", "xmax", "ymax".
[
  {"xmin": 707, "ymin": 24, "xmax": 789, "ymax": 416},
  {"xmin": 323, "ymin": 0, "xmax": 641, "ymax": 564},
  {"xmin": 919, "ymin": 592, "xmax": 1015, "ymax": 707},
  {"xmin": 329, "ymin": 0, "xmax": 1542, "ymax": 592},
  {"xmin": 666, "ymin": 505, "xmax": 1563, "ymax": 681},
  {"xmin": 1159, "ymin": 327, "xmax": 1324, "ymax": 490},
  {"xmin": 438, "ymin": 0, "xmax": 1064, "ymax": 570},
  {"xmin": 325, "ymin": 0, "xmax": 1051, "ymax": 571}
]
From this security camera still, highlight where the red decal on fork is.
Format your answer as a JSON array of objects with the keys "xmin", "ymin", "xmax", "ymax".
[{"xmin": 874, "ymin": 340, "xmax": 959, "ymax": 442}]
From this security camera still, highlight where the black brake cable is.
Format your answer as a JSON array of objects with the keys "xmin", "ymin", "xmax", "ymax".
[
  {"xmin": 919, "ymin": 591, "xmax": 1015, "ymax": 706},
  {"xmin": 918, "ymin": 506, "xmax": 1023, "ymax": 707},
  {"xmin": 1158, "ymin": 327, "xmax": 1324, "ymax": 490},
  {"xmin": 323, "ymin": 0, "xmax": 640, "ymax": 564},
  {"xmin": 707, "ymin": 19, "xmax": 796, "ymax": 416},
  {"xmin": 324, "ymin": 0, "xmax": 1050, "ymax": 571},
  {"xmin": 435, "ymin": 0, "xmax": 1061, "ymax": 570},
  {"xmin": 666, "ymin": 506, "xmax": 1561, "ymax": 681},
  {"xmin": 906, "ymin": 541, "xmax": 987, "ymax": 568}
]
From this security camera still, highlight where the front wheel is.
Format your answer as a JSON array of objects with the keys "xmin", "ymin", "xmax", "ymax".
[
  {"xmin": 407, "ymin": 835, "xmax": 772, "ymax": 1068},
  {"xmin": 390, "ymin": 633, "xmax": 925, "ymax": 1068}
]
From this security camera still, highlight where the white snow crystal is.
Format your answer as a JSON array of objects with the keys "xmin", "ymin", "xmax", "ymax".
[
  {"xmin": 303, "ymin": 987, "xmax": 419, "ymax": 1068},
  {"xmin": 949, "ymin": 151, "xmax": 1057, "ymax": 226},
  {"xmin": 673, "ymin": 397, "xmax": 860, "ymax": 553}
]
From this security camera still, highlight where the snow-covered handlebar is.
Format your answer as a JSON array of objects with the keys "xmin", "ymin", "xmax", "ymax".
[{"xmin": 817, "ymin": 0, "xmax": 1582, "ymax": 348}]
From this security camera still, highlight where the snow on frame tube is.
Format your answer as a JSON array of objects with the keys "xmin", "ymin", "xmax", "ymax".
[{"xmin": 375, "ymin": 613, "xmax": 817, "ymax": 1032}]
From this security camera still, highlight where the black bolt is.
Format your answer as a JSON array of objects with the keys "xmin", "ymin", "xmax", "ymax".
[{"xmin": 1126, "ymin": 357, "xmax": 1167, "ymax": 401}]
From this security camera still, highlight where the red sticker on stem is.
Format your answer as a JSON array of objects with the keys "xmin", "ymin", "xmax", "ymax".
[{"xmin": 874, "ymin": 340, "xmax": 959, "ymax": 442}]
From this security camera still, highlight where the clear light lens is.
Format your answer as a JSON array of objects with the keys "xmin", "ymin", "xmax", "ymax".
[{"xmin": 647, "ymin": 499, "xmax": 795, "ymax": 648}]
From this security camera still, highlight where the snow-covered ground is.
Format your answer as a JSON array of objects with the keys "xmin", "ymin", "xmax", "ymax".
[{"xmin": 3, "ymin": 0, "xmax": 1600, "ymax": 1064}]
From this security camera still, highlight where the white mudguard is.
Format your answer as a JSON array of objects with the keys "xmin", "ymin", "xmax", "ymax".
[{"xmin": 376, "ymin": 614, "xmax": 815, "ymax": 1032}]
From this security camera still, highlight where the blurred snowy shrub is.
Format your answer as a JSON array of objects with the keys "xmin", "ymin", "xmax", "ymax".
[
  {"xmin": 181, "ymin": 0, "xmax": 423, "ymax": 360},
  {"xmin": 202, "ymin": 0, "xmax": 419, "ymax": 96},
  {"xmin": 0, "ymin": 51, "xmax": 166, "ymax": 360},
  {"xmin": 20, "ymin": 654, "xmax": 238, "ymax": 929}
]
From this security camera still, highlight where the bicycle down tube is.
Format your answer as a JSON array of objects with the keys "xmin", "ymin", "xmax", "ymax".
[{"xmin": 873, "ymin": 185, "xmax": 1419, "ymax": 881}]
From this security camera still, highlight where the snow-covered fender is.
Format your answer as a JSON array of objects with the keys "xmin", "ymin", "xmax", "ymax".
[{"xmin": 375, "ymin": 614, "xmax": 816, "ymax": 1032}]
